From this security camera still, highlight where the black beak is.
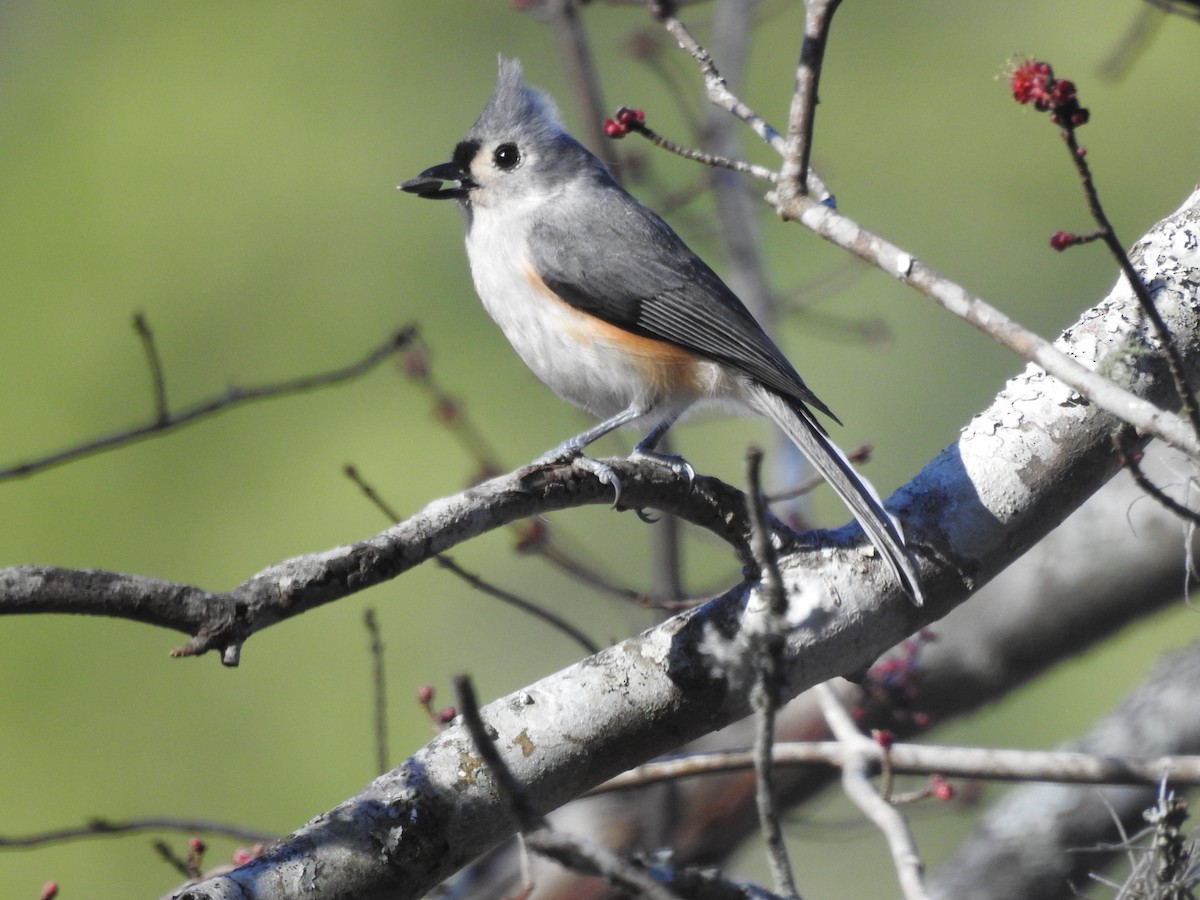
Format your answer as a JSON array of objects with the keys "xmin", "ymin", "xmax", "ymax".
[{"xmin": 399, "ymin": 161, "xmax": 474, "ymax": 200}]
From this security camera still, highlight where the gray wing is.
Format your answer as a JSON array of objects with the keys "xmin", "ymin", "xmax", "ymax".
[{"xmin": 529, "ymin": 177, "xmax": 838, "ymax": 425}]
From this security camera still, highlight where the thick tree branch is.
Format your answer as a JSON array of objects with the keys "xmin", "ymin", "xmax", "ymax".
[
  {"xmin": 651, "ymin": 439, "xmax": 1200, "ymax": 876},
  {"xmin": 172, "ymin": 193, "xmax": 1200, "ymax": 900}
]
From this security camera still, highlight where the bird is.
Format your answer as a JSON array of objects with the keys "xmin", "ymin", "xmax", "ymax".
[{"xmin": 400, "ymin": 58, "xmax": 923, "ymax": 606}]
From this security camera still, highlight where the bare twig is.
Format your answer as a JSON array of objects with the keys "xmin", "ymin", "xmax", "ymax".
[
  {"xmin": 435, "ymin": 555, "xmax": 601, "ymax": 655},
  {"xmin": 816, "ymin": 684, "xmax": 931, "ymax": 900},
  {"xmin": 1045, "ymin": 72, "xmax": 1200, "ymax": 439},
  {"xmin": 0, "ymin": 326, "xmax": 416, "ymax": 481},
  {"xmin": 518, "ymin": 526, "xmax": 697, "ymax": 609},
  {"xmin": 455, "ymin": 675, "xmax": 685, "ymax": 900},
  {"xmin": 643, "ymin": 24, "xmax": 1200, "ymax": 461},
  {"xmin": 542, "ymin": 0, "xmax": 621, "ymax": 173},
  {"xmin": 743, "ymin": 447, "xmax": 799, "ymax": 900},
  {"xmin": 454, "ymin": 675, "xmax": 546, "ymax": 832},
  {"xmin": 614, "ymin": 112, "xmax": 778, "ymax": 182},
  {"xmin": 778, "ymin": 0, "xmax": 842, "ymax": 200},
  {"xmin": 0, "ymin": 816, "xmax": 276, "ymax": 849},
  {"xmin": 1148, "ymin": 0, "xmax": 1200, "ymax": 20},
  {"xmin": 655, "ymin": 12, "xmax": 783, "ymax": 154},
  {"xmin": 154, "ymin": 840, "xmax": 197, "ymax": 879},
  {"xmin": 363, "ymin": 609, "xmax": 389, "ymax": 775},
  {"xmin": 1114, "ymin": 429, "xmax": 1200, "ymax": 524},
  {"xmin": 133, "ymin": 313, "xmax": 169, "ymax": 421},
  {"xmin": 592, "ymin": 741, "xmax": 1200, "ymax": 793},
  {"xmin": 344, "ymin": 464, "xmax": 603, "ymax": 655},
  {"xmin": 398, "ymin": 337, "xmax": 505, "ymax": 479},
  {"xmin": 771, "ymin": 190, "xmax": 1200, "ymax": 460},
  {"xmin": 522, "ymin": 830, "xmax": 684, "ymax": 900}
]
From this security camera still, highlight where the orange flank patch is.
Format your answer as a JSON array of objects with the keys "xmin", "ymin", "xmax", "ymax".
[
  {"xmin": 523, "ymin": 264, "xmax": 704, "ymax": 395},
  {"xmin": 581, "ymin": 315, "xmax": 703, "ymax": 394}
]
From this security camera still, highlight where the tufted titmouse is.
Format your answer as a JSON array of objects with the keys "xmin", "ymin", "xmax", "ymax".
[{"xmin": 401, "ymin": 59, "xmax": 923, "ymax": 605}]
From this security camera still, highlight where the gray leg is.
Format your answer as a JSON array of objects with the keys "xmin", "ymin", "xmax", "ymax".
[
  {"xmin": 534, "ymin": 404, "xmax": 696, "ymax": 508},
  {"xmin": 535, "ymin": 404, "xmax": 647, "ymax": 464},
  {"xmin": 634, "ymin": 411, "xmax": 681, "ymax": 454},
  {"xmin": 633, "ymin": 409, "xmax": 696, "ymax": 486},
  {"xmin": 533, "ymin": 405, "xmax": 648, "ymax": 507}
]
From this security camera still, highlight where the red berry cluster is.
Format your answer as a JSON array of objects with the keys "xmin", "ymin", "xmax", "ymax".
[
  {"xmin": 1009, "ymin": 59, "xmax": 1089, "ymax": 128},
  {"xmin": 603, "ymin": 107, "xmax": 646, "ymax": 139}
]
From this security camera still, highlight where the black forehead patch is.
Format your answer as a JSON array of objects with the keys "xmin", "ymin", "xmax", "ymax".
[{"xmin": 452, "ymin": 140, "xmax": 480, "ymax": 170}]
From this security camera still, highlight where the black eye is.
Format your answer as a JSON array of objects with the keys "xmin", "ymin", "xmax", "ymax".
[{"xmin": 493, "ymin": 143, "xmax": 520, "ymax": 171}]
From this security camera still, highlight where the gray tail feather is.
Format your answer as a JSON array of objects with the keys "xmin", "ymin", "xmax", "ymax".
[{"xmin": 749, "ymin": 387, "xmax": 925, "ymax": 606}]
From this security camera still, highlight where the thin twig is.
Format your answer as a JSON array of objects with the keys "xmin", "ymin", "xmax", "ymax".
[
  {"xmin": 435, "ymin": 555, "xmax": 601, "ymax": 655},
  {"xmin": 622, "ymin": 116, "xmax": 778, "ymax": 182},
  {"xmin": 343, "ymin": 465, "xmax": 602, "ymax": 655},
  {"xmin": 153, "ymin": 840, "xmax": 196, "ymax": 879},
  {"xmin": 652, "ymin": 14, "xmax": 1198, "ymax": 461},
  {"xmin": 1099, "ymin": 4, "xmax": 1165, "ymax": 80},
  {"xmin": 592, "ymin": 741, "xmax": 1200, "ymax": 793},
  {"xmin": 656, "ymin": 11, "xmax": 785, "ymax": 154},
  {"xmin": 342, "ymin": 464, "xmax": 402, "ymax": 521},
  {"xmin": 454, "ymin": 676, "xmax": 682, "ymax": 900},
  {"xmin": 133, "ymin": 313, "xmax": 169, "ymax": 422},
  {"xmin": 745, "ymin": 448, "xmax": 788, "ymax": 620},
  {"xmin": 454, "ymin": 675, "xmax": 546, "ymax": 831},
  {"xmin": 398, "ymin": 337, "xmax": 505, "ymax": 479},
  {"xmin": 363, "ymin": 609, "xmax": 389, "ymax": 775},
  {"xmin": 778, "ymin": 0, "xmax": 842, "ymax": 199},
  {"xmin": 1114, "ymin": 429, "xmax": 1200, "ymax": 525},
  {"xmin": 0, "ymin": 326, "xmax": 416, "ymax": 481},
  {"xmin": 1148, "ymin": 0, "xmax": 1200, "ymax": 21},
  {"xmin": 1059, "ymin": 124, "xmax": 1200, "ymax": 440},
  {"xmin": 771, "ymin": 190, "xmax": 1200, "ymax": 460},
  {"xmin": 456, "ymin": 676, "xmax": 689, "ymax": 900},
  {"xmin": 523, "ymin": 830, "xmax": 685, "ymax": 900},
  {"xmin": 543, "ymin": 0, "xmax": 623, "ymax": 175},
  {"xmin": 523, "ymin": 532, "xmax": 655, "ymax": 605},
  {"xmin": 0, "ymin": 816, "xmax": 276, "ymax": 849},
  {"xmin": 649, "ymin": 436, "xmax": 686, "ymax": 604},
  {"xmin": 744, "ymin": 447, "xmax": 800, "ymax": 900},
  {"xmin": 816, "ymin": 683, "xmax": 931, "ymax": 900}
]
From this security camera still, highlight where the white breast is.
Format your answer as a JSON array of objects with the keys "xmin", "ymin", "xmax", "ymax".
[{"xmin": 462, "ymin": 206, "xmax": 738, "ymax": 436}]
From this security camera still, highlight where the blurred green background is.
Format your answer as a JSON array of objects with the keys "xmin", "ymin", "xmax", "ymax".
[{"xmin": 1, "ymin": 1, "xmax": 1197, "ymax": 896}]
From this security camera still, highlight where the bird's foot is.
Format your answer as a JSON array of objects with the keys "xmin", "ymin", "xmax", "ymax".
[
  {"xmin": 571, "ymin": 455, "xmax": 624, "ymax": 507},
  {"xmin": 626, "ymin": 448, "xmax": 696, "ymax": 522},
  {"xmin": 532, "ymin": 445, "xmax": 624, "ymax": 507},
  {"xmin": 630, "ymin": 447, "xmax": 696, "ymax": 490},
  {"xmin": 530, "ymin": 445, "xmax": 695, "ymax": 517}
]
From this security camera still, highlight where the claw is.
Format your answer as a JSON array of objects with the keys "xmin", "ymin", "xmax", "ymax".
[
  {"xmin": 562, "ymin": 454, "xmax": 624, "ymax": 507},
  {"xmin": 533, "ymin": 444, "xmax": 694, "ymax": 514},
  {"xmin": 532, "ymin": 447, "xmax": 624, "ymax": 507},
  {"xmin": 630, "ymin": 448, "xmax": 696, "ymax": 489}
]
